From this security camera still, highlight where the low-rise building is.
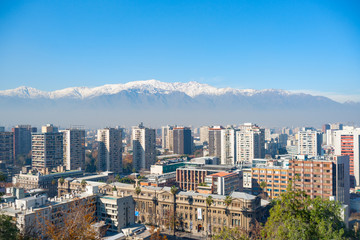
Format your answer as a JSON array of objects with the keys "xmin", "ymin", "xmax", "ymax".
[
  {"xmin": 204, "ymin": 171, "xmax": 242, "ymax": 195},
  {"xmin": 176, "ymin": 164, "xmax": 237, "ymax": 191},
  {"xmin": 12, "ymin": 167, "xmax": 84, "ymax": 197}
]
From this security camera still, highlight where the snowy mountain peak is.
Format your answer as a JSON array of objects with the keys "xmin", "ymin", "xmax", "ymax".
[{"xmin": 0, "ymin": 79, "xmax": 291, "ymax": 99}]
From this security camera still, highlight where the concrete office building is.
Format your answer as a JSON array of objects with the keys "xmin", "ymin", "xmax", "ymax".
[
  {"xmin": 236, "ymin": 123, "xmax": 265, "ymax": 164},
  {"xmin": 31, "ymin": 124, "xmax": 63, "ymax": 171},
  {"xmin": 61, "ymin": 128, "xmax": 85, "ymax": 171},
  {"xmin": 97, "ymin": 128, "xmax": 123, "ymax": 173},
  {"xmin": 172, "ymin": 127, "xmax": 192, "ymax": 155},
  {"xmin": 297, "ymin": 128, "xmax": 322, "ymax": 156},
  {"xmin": 220, "ymin": 127, "xmax": 237, "ymax": 165},
  {"xmin": 208, "ymin": 126, "xmax": 223, "ymax": 158},
  {"xmin": 132, "ymin": 123, "xmax": 156, "ymax": 171}
]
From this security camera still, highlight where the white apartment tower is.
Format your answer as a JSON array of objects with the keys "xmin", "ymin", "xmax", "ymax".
[
  {"xmin": 97, "ymin": 128, "xmax": 123, "ymax": 173},
  {"xmin": 220, "ymin": 127, "xmax": 237, "ymax": 165},
  {"xmin": 61, "ymin": 128, "xmax": 85, "ymax": 170},
  {"xmin": 132, "ymin": 123, "xmax": 156, "ymax": 171},
  {"xmin": 297, "ymin": 128, "xmax": 322, "ymax": 156},
  {"xmin": 236, "ymin": 123, "xmax": 265, "ymax": 164}
]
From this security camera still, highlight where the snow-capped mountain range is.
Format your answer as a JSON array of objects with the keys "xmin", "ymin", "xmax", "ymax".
[
  {"xmin": 0, "ymin": 80, "xmax": 358, "ymax": 127},
  {"xmin": 0, "ymin": 79, "xmax": 293, "ymax": 99}
]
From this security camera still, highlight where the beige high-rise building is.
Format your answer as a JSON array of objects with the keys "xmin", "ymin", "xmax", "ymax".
[
  {"xmin": 161, "ymin": 125, "xmax": 173, "ymax": 150},
  {"xmin": 61, "ymin": 128, "xmax": 85, "ymax": 170},
  {"xmin": 132, "ymin": 123, "xmax": 156, "ymax": 171},
  {"xmin": 236, "ymin": 123, "xmax": 265, "ymax": 164},
  {"xmin": 32, "ymin": 124, "xmax": 63, "ymax": 171},
  {"xmin": 200, "ymin": 126, "xmax": 210, "ymax": 144},
  {"xmin": 97, "ymin": 128, "xmax": 123, "ymax": 173}
]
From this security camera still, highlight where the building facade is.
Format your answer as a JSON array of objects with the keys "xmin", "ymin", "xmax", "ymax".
[
  {"xmin": 333, "ymin": 127, "xmax": 360, "ymax": 186},
  {"xmin": 208, "ymin": 126, "xmax": 223, "ymax": 158},
  {"xmin": 236, "ymin": 123, "xmax": 265, "ymax": 164},
  {"xmin": 12, "ymin": 125, "xmax": 36, "ymax": 164},
  {"xmin": 58, "ymin": 180, "xmax": 269, "ymax": 234},
  {"xmin": 298, "ymin": 128, "xmax": 322, "ymax": 156},
  {"xmin": 251, "ymin": 155, "xmax": 350, "ymax": 205},
  {"xmin": 172, "ymin": 127, "xmax": 192, "ymax": 155},
  {"xmin": 132, "ymin": 123, "xmax": 156, "ymax": 171},
  {"xmin": 31, "ymin": 125, "xmax": 63, "ymax": 171},
  {"xmin": 0, "ymin": 131, "xmax": 14, "ymax": 165},
  {"xmin": 61, "ymin": 128, "xmax": 85, "ymax": 171},
  {"xmin": 97, "ymin": 128, "xmax": 123, "ymax": 173},
  {"xmin": 220, "ymin": 128, "xmax": 236, "ymax": 165}
]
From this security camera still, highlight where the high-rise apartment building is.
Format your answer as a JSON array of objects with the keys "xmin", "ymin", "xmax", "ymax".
[
  {"xmin": 236, "ymin": 123, "xmax": 265, "ymax": 164},
  {"xmin": 220, "ymin": 127, "xmax": 236, "ymax": 165},
  {"xmin": 200, "ymin": 126, "xmax": 210, "ymax": 144},
  {"xmin": 172, "ymin": 127, "xmax": 192, "ymax": 155},
  {"xmin": 297, "ymin": 128, "xmax": 322, "ymax": 156},
  {"xmin": 0, "ymin": 131, "xmax": 14, "ymax": 164},
  {"xmin": 161, "ymin": 125, "xmax": 173, "ymax": 150},
  {"xmin": 132, "ymin": 123, "xmax": 156, "ymax": 171},
  {"xmin": 61, "ymin": 128, "xmax": 85, "ymax": 171},
  {"xmin": 208, "ymin": 126, "xmax": 223, "ymax": 158},
  {"xmin": 322, "ymin": 124, "xmax": 330, "ymax": 133},
  {"xmin": 97, "ymin": 128, "xmax": 123, "ymax": 173},
  {"xmin": 12, "ymin": 125, "xmax": 37, "ymax": 163},
  {"xmin": 333, "ymin": 127, "xmax": 360, "ymax": 186},
  {"xmin": 32, "ymin": 124, "xmax": 63, "ymax": 171}
]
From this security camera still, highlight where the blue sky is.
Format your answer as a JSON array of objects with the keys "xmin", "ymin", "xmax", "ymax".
[{"xmin": 0, "ymin": 0, "xmax": 359, "ymax": 101}]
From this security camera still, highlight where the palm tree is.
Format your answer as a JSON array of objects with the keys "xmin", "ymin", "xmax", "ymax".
[
  {"xmin": 259, "ymin": 181, "xmax": 267, "ymax": 198},
  {"xmin": 135, "ymin": 186, "xmax": 141, "ymax": 222},
  {"xmin": 152, "ymin": 192, "xmax": 158, "ymax": 226},
  {"xmin": 81, "ymin": 180, "xmax": 87, "ymax": 189},
  {"xmin": 170, "ymin": 185, "xmax": 178, "ymax": 236},
  {"xmin": 224, "ymin": 195, "xmax": 233, "ymax": 228},
  {"xmin": 59, "ymin": 177, "xmax": 65, "ymax": 185},
  {"xmin": 206, "ymin": 195, "xmax": 214, "ymax": 238}
]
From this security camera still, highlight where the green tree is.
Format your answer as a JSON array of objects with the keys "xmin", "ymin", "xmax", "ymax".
[
  {"xmin": 170, "ymin": 186, "xmax": 178, "ymax": 236},
  {"xmin": 224, "ymin": 195, "xmax": 233, "ymax": 228},
  {"xmin": 0, "ymin": 214, "xmax": 19, "ymax": 239},
  {"xmin": 206, "ymin": 195, "xmax": 214, "ymax": 238},
  {"xmin": 262, "ymin": 183, "xmax": 347, "ymax": 240},
  {"xmin": 81, "ymin": 180, "xmax": 87, "ymax": 189},
  {"xmin": 135, "ymin": 186, "xmax": 142, "ymax": 222},
  {"xmin": 59, "ymin": 177, "xmax": 65, "ymax": 185},
  {"xmin": 212, "ymin": 226, "xmax": 249, "ymax": 240},
  {"xmin": 0, "ymin": 172, "xmax": 7, "ymax": 182}
]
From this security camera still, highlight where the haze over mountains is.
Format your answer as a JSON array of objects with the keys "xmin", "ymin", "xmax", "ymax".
[{"xmin": 0, "ymin": 80, "xmax": 359, "ymax": 128}]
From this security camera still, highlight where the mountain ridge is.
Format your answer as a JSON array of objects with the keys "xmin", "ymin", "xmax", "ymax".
[{"xmin": 0, "ymin": 79, "xmax": 311, "ymax": 100}]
